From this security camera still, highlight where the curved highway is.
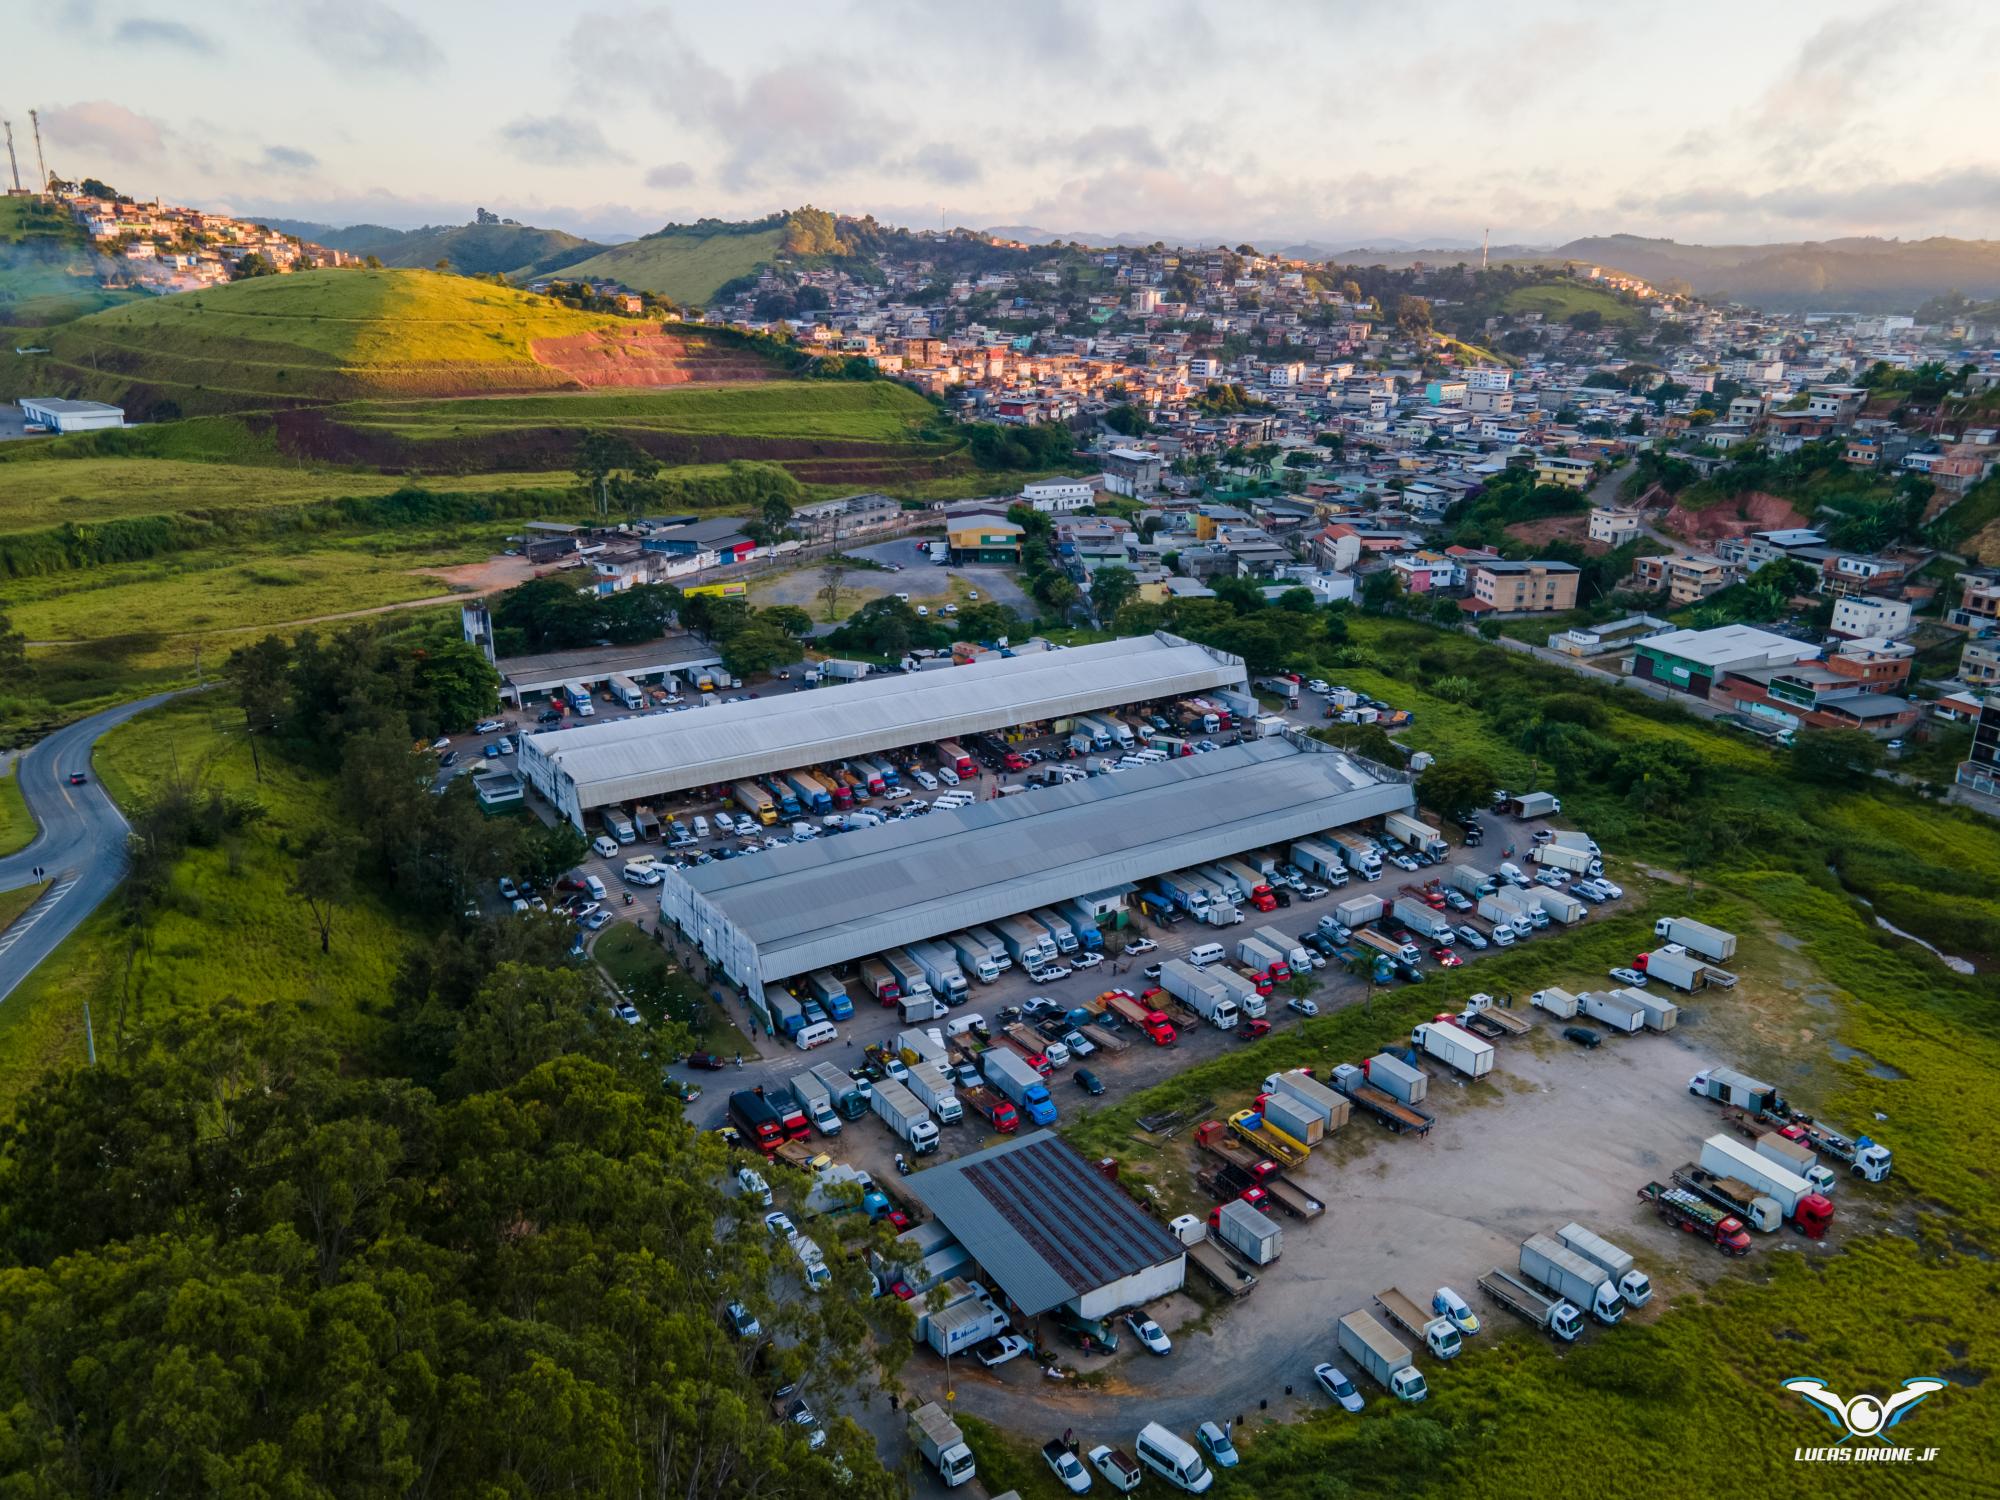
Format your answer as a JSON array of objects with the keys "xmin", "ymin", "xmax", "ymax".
[{"xmin": 0, "ymin": 691, "xmax": 184, "ymax": 1003}]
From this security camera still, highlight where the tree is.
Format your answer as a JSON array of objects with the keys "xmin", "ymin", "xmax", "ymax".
[
  {"xmin": 719, "ymin": 620, "xmax": 795, "ymax": 679},
  {"xmin": 1790, "ymin": 729, "xmax": 1885, "ymax": 786},
  {"xmin": 1416, "ymin": 757, "xmax": 1496, "ymax": 818},
  {"xmin": 816, "ymin": 560, "xmax": 850, "ymax": 623},
  {"xmin": 231, "ymin": 252, "xmax": 280, "ymax": 279},
  {"xmin": 1360, "ymin": 570, "xmax": 1402, "ymax": 613},
  {"xmin": 290, "ymin": 829, "xmax": 359, "ymax": 955},
  {"xmin": 224, "ymin": 634, "xmax": 292, "ymax": 781},
  {"xmin": 1396, "ymin": 295, "xmax": 1433, "ymax": 339},
  {"xmin": 1089, "ymin": 565, "xmax": 1139, "ymax": 623},
  {"xmin": 520, "ymin": 822, "xmax": 589, "ymax": 886},
  {"xmin": 760, "ymin": 604, "xmax": 813, "ymax": 640}
]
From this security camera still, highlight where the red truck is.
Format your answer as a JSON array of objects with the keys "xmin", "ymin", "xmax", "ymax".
[
  {"xmin": 962, "ymin": 1084, "xmax": 1019, "ymax": 1133},
  {"xmin": 1193, "ymin": 1119, "xmax": 1282, "ymax": 1182},
  {"xmin": 1638, "ymin": 1181, "xmax": 1752, "ymax": 1255},
  {"xmin": 1000, "ymin": 1023, "xmax": 1052, "ymax": 1076},
  {"xmin": 1103, "ymin": 990, "xmax": 1177, "ymax": 1045},
  {"xmin": 728, "ymin": 1089, "xmax": 786, "ymax": 1155}
]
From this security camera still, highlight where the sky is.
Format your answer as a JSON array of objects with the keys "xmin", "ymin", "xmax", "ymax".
[{"xmin": 6, "ymin": 0, "xmax": 2000, "ymax": 248}]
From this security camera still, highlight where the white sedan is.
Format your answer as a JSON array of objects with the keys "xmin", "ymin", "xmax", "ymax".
[
  {"xmin": 1314, "ymin": 1362, "xmax": 1365, "ymax": 1412},
  {"xmin": 883, "ymin": 786, "xmax": 911, "ymax": 800}
]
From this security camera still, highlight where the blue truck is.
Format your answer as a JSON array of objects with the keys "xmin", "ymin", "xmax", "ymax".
[{"xmin": 762, "ymin": 779, "xmax": 802, "ymax": 819}]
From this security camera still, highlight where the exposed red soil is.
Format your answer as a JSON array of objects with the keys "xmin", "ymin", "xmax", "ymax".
[
  {"xmin": 1504, "ymin": 514, "xmax": 1602, "ymax": 551},
  {"xmin": 529, "ymin": 327, "xmax": 777, "ymax": 388},
  {"xmin": 1663, "ymin": 489, "xmax": 1809, "ymax": 541}
]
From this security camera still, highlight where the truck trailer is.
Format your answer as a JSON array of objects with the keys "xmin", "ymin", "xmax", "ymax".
[
  {"xmin": 1653, "ymin": 916, "xmax": 1737, "ymax": 962},
  {"xmin": 1636, "ymin": 1182, "xmax": 1753, "ymax": 1255},
  {"xmin": 1555, "ymin": 1222, "xmax": 1652, "ymax": 1306},
  {"xmin": 1519, "ymin": 1234, "xmax": 1623, "ymax": 1324},
  {"xmin": 1410, "ymin": 1021, "xmax": 1495, "ymax": 1079},
  {"xmin": 1336, "ymin": 1311, "xmax": 1428, "ymax": 1402},
  {"xmin": 1329, "ymin": 1062, "xmax": 1434, "ymax": 1136},
  {"xmin": 1477, "ymin": 1267, "xmax": 1582, "ymax": 1341},
  {"xmin": 1375, "ymin": 1287, "xmax": 1462, "ymax": 1359}
]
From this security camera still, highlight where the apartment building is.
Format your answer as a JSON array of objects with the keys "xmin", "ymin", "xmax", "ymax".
[
  {"xmin": 1947, "ymin": 572, "xmax": 2000, "ymax": 633},
  {"xmin": 1829, "ymin": 595, "xmax": 1913, "ymax": 640},
  {"xmin": 1633, "ymin": 551, "xmax": 1736, "ymax": 606},
  {"xmin": 1469, "ymin": 559, "xmax": 1580, "ymax": 614},
  {"xmin": 1588, "ymin": 508, "xmax": 1640, "ymax": 546},
  {"xmin": 1534, "ymin": 455, "xmax": 1595, "ymax": 490}
]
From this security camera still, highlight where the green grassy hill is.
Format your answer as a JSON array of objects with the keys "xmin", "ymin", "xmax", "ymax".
[
  {"xmin": 7, "ymin": 268, "xmax": 644, "ymax": 416},
  {"xmin": 1500, "ymin": 282, "xmax": 1647, "ymax": 328},
  {"xmin": 541, "ymin": 224, "xmax": 786, "ymax": 305},
  {"xmin": 0, "ymin": 197, "xmax": 122, "ymax": 324}
]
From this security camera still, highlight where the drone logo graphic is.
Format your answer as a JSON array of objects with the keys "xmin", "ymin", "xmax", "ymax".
[{"xmin": 1782, "ymin": 1376, "xmax": 1949, "ymax": 1443}]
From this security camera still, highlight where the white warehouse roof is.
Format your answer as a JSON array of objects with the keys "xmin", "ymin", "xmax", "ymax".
[
  {"xmin": 521, "ymin": 632, "xmax": 1246, "ymax": 819},
  {"xmin": 660, "ymin": 735, "xmax": 1411, "ymax": 990}
]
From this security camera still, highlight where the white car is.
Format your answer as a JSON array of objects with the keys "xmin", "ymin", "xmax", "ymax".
[
  {"xmin": 911, "ymin": 768, "xmax": 938, "ymax": 790},
  {"xmin": 884, "ymin": 786, "xmax": 911, "ymax": 800},
  {"xmin": 1300, "ymin": 883, "xmax": 1330, "ymax": 899},
  {"xmin": 474, "ymin": 719, "xmax": 503, "ymax": 734},
  {"xmin": 1594, "ymin": 877, "xmax": 1625, "ymax": 900},
  {"xmin": 498, "ymin": 876, "xmax": 519, "ymax": 900},
  {"xmin": 1609, "ymin": 966, "xmax": 1649, "ymax": 987},
  {"xmin": 610, "ymin": 1000, "xmax": 642, "ymax": 1026},
  {"xmin": 1390, "ymin": 854, "xmax": 1420, "ymax": 872},
  {"xmin": 1455, "ymin": 924, "xmax": 1488, "ymax": 950},
  {"xmin": 1287, "ymin": 997, "xmax": 1319, "ymax": 1018},
  {"xmin": 621, "ymin": 864, "xmax": 663, "ymax": 886},
  {"xmin": 1314, "ymin": 1362, "xmax": 1365, "ymax": 1412},
  {"xmin": 977, "ymin": 1333, "xmax": 1031, "ymax": 1367},
  {"xmin": 591, "ymin": 835, "xmax": 619, "ymax": 858},
  {"xmin": 935, "ymin": 765, "xmax": 960, "ymax": 785},
  {"xmin": 583, "ymin": 909, "xmax": 612, "ymax": 930},
  {"xmin": 1045, "ymin": 1445, "xmax": 1091, "ymax": 1494},
  {"xmin": 713, "ymin": 811, "xmax": 738, "ymax": 835},
  {"xmin": 1123, "ymin": 937, "xmax": 1157, "ymax": 955},
  {"xmin": 1029, "ymin": 964, "xmax": 1071, "ymax": 983},
  {"xmin": 1072, "ymin": 952, "xmax": 1103, "ymax": 969},
  {"xmin": 763, "ymin": 1211, "xmax": 797, "ymax": 1239},
  {"xmin": 1125, "ymin": 1314, "xmax": 1171, "ymax": 1355},
  {"xmin": 1307, "ymin": 679, "xmax": 1331, "ymax": 695},
  {"xmin": 736, "ymin": 1167, "xmax": 771, "ymax": 1205}
]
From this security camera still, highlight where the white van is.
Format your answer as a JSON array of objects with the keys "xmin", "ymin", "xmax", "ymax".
[
  {"xmin": 1188, "ymin": 943, "xmax": 1225, "ymax": 967},
  {"xmin": 795, "ymin": 1021, "xmax": 838, "ymax": 1051},
  {"xmin": 584, "ymin": 875, "xmax": 607, "ymax": 901},
  {"xmin": 1135, "ymin": 1423, "xmax": 1212, "ymax": 1493},
  {"xmin": 692, "ymin": 815, "xmax": 710, "ymax": 839}
]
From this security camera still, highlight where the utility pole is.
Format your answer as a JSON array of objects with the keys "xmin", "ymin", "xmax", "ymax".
[
  {"xmin": 1481, "ymin": 228, "xmax": 1489, "ymax": 273},
  {"xmin": 29, "ymin": 108, "xmax": 48, "ymax": 194},
  {"xmin": 3, "ymin": 120, "xmax": 19, "ymax": 193}
]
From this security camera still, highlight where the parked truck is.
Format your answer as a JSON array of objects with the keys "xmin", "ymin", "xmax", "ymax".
[
  {"xmin": 1154, "ymin": 873, "xmax": 1216, "ymax": 921},
  {"xmin": 1160, "ymin": 960, "xmax": 1239, "ymax": 1030},
  {"xmin": 983, "ymin": 1047, "xmax": 1057, "ymax": 1127},
  {"xmin": 1259, "ymin": 1090, "xmax": 1323, "ymax": 1147},
  {"xmin": 1227, "ymin": 1107, "xmax": 1309, "ymax": 1169},
  {"xmin": 1355, "ymin": 928, "xmax": 1421, "ymax": 966},
  {"xmin": 1637, "ymin": 1182, "xmax": 1754, "ymax": 1255},
  {"xmin": 1528, "ymin": 986, "xmax": 1580, "ymax": 1019},
  {"xmin": 908, "ymin": 1402, "xmax": 976, "ymax": 1488},
  {"xmin": 788, "ymin": 1070, "xmax": 843, "ymax": 1136},
  {"xmin": 1030, "ymin": 907, "xmax": 1081, "ymax": 955},
  {"xmin": 908, "ymin": 941, "xmax": 971, "ymax": 1006},
  {"xmin": 1000, "ymin": 1023, "xmax": 1053, "ymax": 1075},
  {"xmin": 606, "ymin": 673, "xmax": 645, "ymax": 711},
  {"xmin": 1209, "ymin": 965, "xmax": 1266, "ymax": 1020},
  {"xmin": 1213, "ymin": 1197, "xmax": 1282, "ymax": 1266},
  {"xmin": 1329, "ymin": 1062, "xmax": 1434, "ymax": 1136},
  {"xmin": 1789, "ymin": 1117, "xmax": 1894, "ymax": 1183},
  {"xmin": 1462, "ymin": 992, "xmax": 1532, "ymax": 1037},
  {"xmin": 1701, "ymin": 1136, "xmax": 1834, "ymax": 1237},
  {"xmin": 1252, "ymin": 925, "xmax": 1310, "ymax": 976},
  {"xmin": 1533, "ymin": 843, "xmax": 1598, "ymax": 876},
  {"xmin": 1445, "ymin": 863, "xmax": 1496, "ymax": 898},
  {"xmin": 947, "ymin": 932, "xmax": 1004, "ymax": 984},
  {"xmin": 1672, "ymin": 1163, "xmax": 1783, "ymax": 1234},
  {"xmin": 1410, "ymin": 1021, "xmax": 1495, "ymax": 1079},
  {"xmin": 769, "ymin": 991, "xmax": 806, "ymax": 1040},
  {"xmin": 1555, "ymin": 1223, "xmax": 1652, "ymax": 1307},
  {"xmin": 1375, "ymin": 1287, "xmax": 1462, "ymax": 1359},
  {"xmin": 1337, "ymin": 1311, "xmax": 1429, "ymax": 1402},
  {"xmin": 1579, "ymin": 989, "xmax": 1646, "ymax": 1034},
  {"xmin": 1385, "ymin": 812, "xmax": 1448, "ymax": 858},
  {"xmin": 1477, "ymin": 894, "xmax": 1534, "ymax": 939},
  {"xmin": 1392, "ymin": 897, "xmax": 1457, "ymax": 943},
  {"xmin": 809, "ymin": 1060, "xmax": 868, "ymax": 1120},
  {"xmin": 1609, "ymin": 985, "xmax": 1677, "ymax": 1032},
  {"xmin": 1262, "ymin": 1070, "xmax": 1352, "ymax": 1134},
  {"xmin": 1653, "ymin": 916, "xmax": 1737, "ymax": 962},
  {"xmin": 905, "ymin": 1061, "xmax": 964, "ymax": 1125},
  {"xmin": 1635, "ymin": 947, "xmax": 1710, "ymax": 992},
  {"xmin": 1364, "ymin": 1053, "xmax": 1427, "ymax": 1105},
  {"xmin": 760, "ymin": 778, "xmax": 802, "ymax": 820},
  {"xmin": 1326, "ymin": 830, "xmax": 1385, "ymax": 881},
  {"xmin": 1104, "ymin": 991, "xmax": 1177, "ymax": 1045},
  {"xmin": 1058, "ymin": 898, "xmax": 1107, "ymax": 950},
  {"xmin": 1193, "ymin": 1119, "xmax": 1282, "ymax": 1181},
  {"xmin": 1217, "ymin": 858, "xmax": 1278, "ymax": 911},
  {"xmin": 802, "ymin": 970, "xmax": 854, "ymax": 1022},
  {"xmin": 601, "ymin": 807, "xmax": 636, "ymax": 845},
  {"xmin": 856, "ymin": 957, "xmax": 901, "ymax": 1005},
  {"xmin": 1168, "ymin": 1214, "xmax": 1260, "ymax": 1297},
  {"xmin": 1520, "ymin": 1234, "xmax": 1624, "ymax": 1324},
  {"xmin": 870, "ymin": 1078, "xmax": 939, "ymax": 1154},
  {"xmin": 881, "ymin": 950, "xmax": 937, "ymax": 1010},
  {"xmin": 1688, "ymin": 1066, "xmax": 1784, "ymax": 1114},
  {"xmin": 1477, "ymin": 1267, "xmax": 1583, "ymax": 1341},
  {"xmin": 1531, "ymin": 887, "xmax": 1588, "ymax": 925},
  {"xmin": 1332, "ymin": 893, "xmax": 1385, "ymax": 929},
  {"xmin": 960, "ymin": 1084, "xmax": 1019, "ymax": 1133}
]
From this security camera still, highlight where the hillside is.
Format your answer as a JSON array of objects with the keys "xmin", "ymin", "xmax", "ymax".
[
  {"xmin": 3, "ymin": 268, "xmax": 757, "ymax": 417},
  {"xmin": 0, "ymin": 196, "xmax": 120, "ymax": 323},
  {"xmin": 542, "ymin": 223, "xmax": 787, "ymax": 305},
  {"xmin": 1499, "ymin": 282, "xmax": 1646, "ymax": 328},
  {"xmin": 1556, "ymin": 234, "xmax": 2000, "ymax": 312},
  {"xmin": 256, "ymin": 219, "xmax": 606, "ymax": 277}
]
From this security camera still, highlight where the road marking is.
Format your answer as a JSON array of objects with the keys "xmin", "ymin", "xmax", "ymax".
[{"xmin": 0, "ymin": 878, "xmax": 79, "ymax": 957}]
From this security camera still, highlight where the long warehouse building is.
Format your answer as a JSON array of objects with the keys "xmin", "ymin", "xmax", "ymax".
[
  {"xmin": 519, "ymin": 631, "xmax": 1250, "ymax": 828},
  {"xmin": 660, "ymin": 734, "xmax": 1412, "ymax": 1022}
]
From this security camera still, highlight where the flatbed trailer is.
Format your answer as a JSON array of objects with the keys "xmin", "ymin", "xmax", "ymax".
[
  {"xmin": 1186, "ymin": 1239, "xmax": 1259, "ymax": 1297},
  {"xmin": 1194, "ymin": 1119, "xmax": 1281, "ymax": 1180},
  {"xmin": 1262, "ymin": 1176, "xmax": 1325, "ymax": 1220},
  {"xmin": 1228, "ymin": 1108, "xmax": 1310, "ymax": 1170},
  {"xmin": 1330, "ymin": 1064, "xmax": 1435, "ymax": 1136}
]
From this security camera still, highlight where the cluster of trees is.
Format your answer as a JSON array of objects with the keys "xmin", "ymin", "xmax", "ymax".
[
  {"xmin": 1109, "ymin": 572, "xmax": 1347, "ymax": 675},
  {"xmin": 1191, "ymin": 382, "xmax": 1272, "ymax": 415},
  {"xmin": 571, "ymin": 432, "xmax": 805, "ymax": 529},
  {"xmin": 680, "ymin": 593, "xmax": 816, "ymax": 677},
  {"xmin": 492, "ymin": 576, "xmax": 682, "ymax": 655},
  {"xmin": 0, "ymin": 941, "xmax": 905, "ymax": 1496},
  {"xmin": 826, "ymin": 595, "xmax": 1025, "ymax": 658},
  {"xmin": 962, "ymin": 420, "xmax": 1076, "ymax": 471}
]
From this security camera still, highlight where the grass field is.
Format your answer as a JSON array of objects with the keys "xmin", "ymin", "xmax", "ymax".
[
  {"xmin": 9, "ymin": 268, "xmax": 633, "ymax": 412},
  {"xmin": 0, "ymin": 765, "xmax": 36, "ymax": 856},
  {"xmin": 0, "ymin": 695, "xmax": 412, "ymax": 1111},
  {"xmin": 540, "ymin": 226, "xmax": 786, "ymax": 305},
  {"xmin": 334, "ymin": 379, "xmax": 938, "ymax": 442},
  {"xmin": 2, "ymin": 540, "xmax": 477, "ymax": 643},
  {"xmin": 1501, "ymin": 282, "xmax": 1646, "ymax": 328},
  {"xmin": 0, "ymin": 879, "xmax": 47, "ymax": 937},
  {"xmin": 0, "ymin": 455, "xmax": 570, "ymax": 532}
]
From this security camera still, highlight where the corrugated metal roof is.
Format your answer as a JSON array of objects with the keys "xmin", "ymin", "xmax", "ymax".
[
  {"xmin": 903, "ymin": 1133, "xmax": 1183, "ymax": 1316},
  {"xmin": 667, "ymin": 736, "xmax": 1411, "ymax": 981},
  {"xmin": 524, "ymin": 632, "xmax": 1245, "ymax": 809}
]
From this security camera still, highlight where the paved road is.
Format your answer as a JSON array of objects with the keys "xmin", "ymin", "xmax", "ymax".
[{"xmin": 0, "ymin": 691, "xmax": 185, "ymax": 1004}]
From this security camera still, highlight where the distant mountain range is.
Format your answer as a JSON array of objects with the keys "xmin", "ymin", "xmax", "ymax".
[{"xmin": 255, "ymin": 218, "xmax": 606, "ymax": 279}]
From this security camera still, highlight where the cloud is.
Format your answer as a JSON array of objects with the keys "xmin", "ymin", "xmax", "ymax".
[
  {"xmin": 900, "ymin": 143, "xmax": 981, "ymax": 187},
  {"xmin": 38, "ymin": 100, "xmax": 170, "ymax": 165},
  {"xmin": 114, "ymin": 17, "xmax": 217, "ymax": 53},
  {"xmin": 1058, "ymin": 125, "xmax": 1168, "ymax": 170},
  {"xmin": 499, "ymin": 114, "xmax": 629, "ymax": 168},
  {"xmin": 644, "ymin": 161, "xmax": 696, "ymax": 189},
  {"xmin": 301, "ymin": 0, "xmax": 442, "ymax": 76},
  {"xmin": 1634, "ymin": 164, "xmax": 2000, "ymax": 234},
  {"xmin": 261, "ymin": 145, "xmax": 319, "ymax": 175}
]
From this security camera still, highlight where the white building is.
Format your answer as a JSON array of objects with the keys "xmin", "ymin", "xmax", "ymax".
[
  {"xmin": 1830, "ymin": 595, "xmax": 1913, "ymax": 641},
  {"xmin": 19, "ymin": 397, "xmax": 125, "ymax": 434},
  {"xmin": 1589, "ymin": 508, "xmax": 1641, "ymax": 546},
  {"xmin": 1466, "ymin": 368, "xmax": 1513, "ymax": 393},
  {"xmin": 1020, "ymin": 476, "xmax": 1097, "ymax": 513}
]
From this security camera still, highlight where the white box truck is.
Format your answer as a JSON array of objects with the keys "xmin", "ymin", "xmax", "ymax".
[
  {"xmin": 1555, "ymin": 1222, "xmax": 1652, "ymax": 1306},
  {"xmin": 908, "ymin": 940, "xmax": 971, "ymax": 1005},
  {"xmin": 1208, "ymin": 964, "xmax": 1265, "ymax": 1020},
  {"xmin": 1654, "ymin": 916, "xmax": 1737, "ymax": 962},
  {"xmin": 947, "ymin": 932, "xmax": 1003, "ymax": 984},
  {"xmin": 1336, "ymin": 1310, "xmax": 1428, "ymax": 1402},
  {"xmin": 1384, "ymin": 812, "xmax": 1447, "ymax": 858},
  {"xmin": 1160, "ymin": 959, "xmax": 1239, "ymax": 1030},
  {"xmin": 908, "ymin": 1402, "xmax": 976, "ymax": 1487},
  {"xmin": 870, "ymin": 1078, "xmax": 939, "ymax": 1154},
  {"xmin": 1611, "ymin": 985, "xmax": 1678, "ymax": 1031},
  {"xmin": 1410, "ymin": 1021, "xmax": 1495, "ymax": 1079},
  {"xmin": 905, "ymin": 1060, "xmax": 964, "ymax": 1125},
  {"xmin": 1519, "ymin": 1234, "xmax": 1623, "ymax": 1324},
  {"xmin": 1579, "ymin": 990, "xmax": 1645, "ymax": 1033}
]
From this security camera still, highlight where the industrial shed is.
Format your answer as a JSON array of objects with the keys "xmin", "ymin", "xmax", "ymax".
[
  {"xmin": 903, "ymin": 1132, "xmax": 1185, "ymax": 1319},
  {"xmin": 520, "ymin": 632, "xmax": 1249, "ymax": 827},
  {"xmin": 659, "ymin": 734, "xmax": 1411, "ymax": 1014}
]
